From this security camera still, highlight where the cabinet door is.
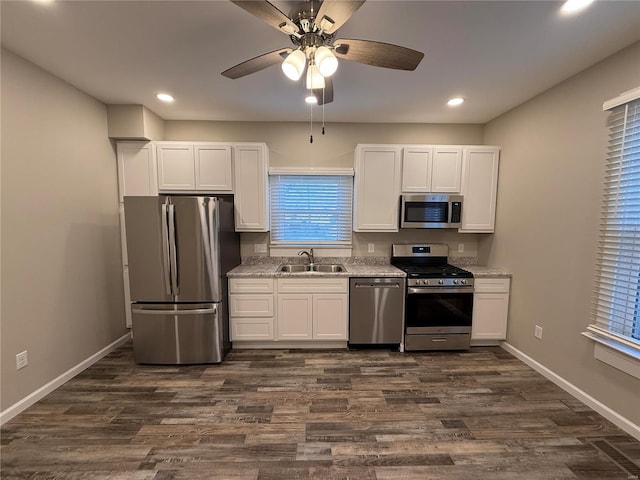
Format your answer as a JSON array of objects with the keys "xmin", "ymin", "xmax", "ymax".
[
  {"xmin": 313, "ymin": 294, "xmax": 348, "ymax": 340},
  {"xmin": 471, "ymin": 292, "xmax": 509, "ymax": 340},
  {"xmin": 353, "ymin": 145, "xmax": 401, "ymax": 231},
  {"xmin": 431, "ymin": 146, "xmax": 462, "ymax": 193},
  {"xmin": 157, "ymin": 143, "xmax": 196, "ymax": 191},
  {"xmin": 459, "ymin": 147, "xmax": 500, "ymax": 232},
  {"xmin": 401, "ymin": 146, "xmax": 432, "ymax": 193},
  {"xmin": 277, "ymin": 294, "xmax": 313, "ymax": 340},
  {"xmin": 195, "ymin": 144, "xmax": 233, "ymax": 192},
  {"xmin": 116, "ymin": 142, "xmax": 158, "ymax": 201},
  {"xmin": 233, "ymin": 144, "xmax": 269, "ymax": 231}
]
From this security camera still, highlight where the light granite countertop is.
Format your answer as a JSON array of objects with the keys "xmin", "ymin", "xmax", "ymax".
[
  {"xmin": 227, "ymin": 262, "xmax": 406, "ymax": 278},
  {"xmin": 227, "ymin": 257, "xmax": 511, "ymax": 279},
  {"xmin": 462, "ymin": 265, "xmax": 512, "ymax": 278}
]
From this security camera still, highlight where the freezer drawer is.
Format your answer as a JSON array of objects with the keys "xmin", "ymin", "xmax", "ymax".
[{"xmin": 131, "ymin": 303, "xmax": 226, "ymax": 364}]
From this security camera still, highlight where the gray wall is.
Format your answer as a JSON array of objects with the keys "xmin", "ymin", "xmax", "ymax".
[
  {"xmin": 481, "ymin": 41, "xmax": 640, "ymax": 425},
  {"xmin": 0, "ymin": 49, "xmax": 128, "ymax": 410},
  {"xmin": 165, "ymin": 121, "xmax": 486, "ymax": 258}
]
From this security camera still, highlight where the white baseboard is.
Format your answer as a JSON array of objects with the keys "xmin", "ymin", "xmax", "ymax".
[
  {"xmin": 0, "ymin": 332, "xmax": 131, "ymax": 426},
  {"xmin": 500, "ymin": 341, "xmax": 640, "ymax": 440}
]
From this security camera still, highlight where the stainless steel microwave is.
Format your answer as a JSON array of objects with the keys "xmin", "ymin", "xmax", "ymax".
[{"xmin": 400, "ymin": 194, "xmax": 463, "ymax": 228}]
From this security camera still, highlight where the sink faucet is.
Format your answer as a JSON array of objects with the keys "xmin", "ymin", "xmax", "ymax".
[{"xmin": 298, "ymin": 248, "xmax": 315, "ymax": 268}]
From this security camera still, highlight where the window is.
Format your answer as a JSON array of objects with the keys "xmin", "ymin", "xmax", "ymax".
[
  {"xmin": 584, "ymin": 87, "xmax": 640, "ymax": 376},
  {"xmin": 270, "ymin": 174, "xmax": 353, "ymax": 245}
]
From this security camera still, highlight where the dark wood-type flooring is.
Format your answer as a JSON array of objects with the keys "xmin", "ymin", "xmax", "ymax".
[{"xmin": 2, "ymin": 343, "xmax": 639, "ymax": 479}]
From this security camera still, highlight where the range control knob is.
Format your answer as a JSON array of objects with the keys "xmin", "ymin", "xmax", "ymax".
[
  {"xmin": 438, "ymin": 279, "xmax": 444, "ymax": 285},
  {"xmin": 460, "ymin": 279, "xmax": 467, "ymax": 285},
  {"xmin": 453, "ymin": 279, "xmax": 459, "ymax": 285}
]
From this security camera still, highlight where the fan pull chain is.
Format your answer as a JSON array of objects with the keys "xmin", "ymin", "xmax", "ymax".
[
  {"xmin": 322, "ymin": 87, "xmax": 325, "ymax": 135},
  {"xmin": 309, "ymin": 98, "xmax": 313, "ymax": 144}
]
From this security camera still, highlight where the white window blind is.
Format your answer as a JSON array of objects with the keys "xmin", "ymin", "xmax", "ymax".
[
  {"xmin": 270, "ymin": 174, "xmax": 353, "ymax": 244},
  {"xmin": 588, "ymin": 95, "xmax": 640, "ymax": 353}
]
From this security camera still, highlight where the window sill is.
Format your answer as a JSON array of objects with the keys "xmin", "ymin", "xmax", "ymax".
[{"xmin": 582, "ymin": 329, "xmax": 640, "ymax": 380}]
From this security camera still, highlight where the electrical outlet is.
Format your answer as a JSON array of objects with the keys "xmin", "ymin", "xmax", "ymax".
[
  {"xmin": 368, "ymin": 243, "xmax": 375, "ymax": 253},
  {"xmin": 534, "ymin": 325, "xmax": 543, "ymax": 340},
  {"xmin": 16, "ymin": 350, "xmax": 28, "ymax": 370},
  {"xmin": 457, "ymin": 243, "xmax": 465, "ymax": 253},
  {"xmin": 254, "ymin": 243, "xmax": 267, "ymax": 253}
]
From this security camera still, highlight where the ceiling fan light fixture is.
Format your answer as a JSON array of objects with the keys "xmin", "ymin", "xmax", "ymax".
[
  {"xmin": 315, "ymin": 46, "xmax": 338, "ymax": 77},
  {"xmin": 282, "ymin": 49, "xmax": 306, "ymax": 81},
  {"xmin": 306, "ymin": 63, "xmax": 325, "ymax": 89}
]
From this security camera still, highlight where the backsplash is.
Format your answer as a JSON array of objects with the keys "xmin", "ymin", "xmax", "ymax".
[{"xmin": 240, "ymin": 230, "xmax": 480, "ymax": 260}]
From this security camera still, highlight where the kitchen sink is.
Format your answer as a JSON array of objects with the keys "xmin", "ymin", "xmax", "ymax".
[
  {"xmin": 314, "ymin": 264, "xmax": 345, "ymax": 272},
  {"xmin": 278, "ymin": 264, "xmax": 345, "ymax": 273}
]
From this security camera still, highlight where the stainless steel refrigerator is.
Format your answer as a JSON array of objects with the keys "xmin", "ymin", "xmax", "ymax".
[{"xmin": 123, "ymin": 195, "xmax": 240, "ymax": 364}]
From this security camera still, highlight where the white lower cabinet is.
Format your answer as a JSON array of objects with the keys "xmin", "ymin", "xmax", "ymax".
[
  {"xmin": 471, "ymin": 277, "xmax": 511, "ymax": 341},
  {"xmin": 277, "ymin": 294, "xmax": 314, "ymax": 340},
  {"xmin": 276, "ymin": 278, "xmax": 348, "ymax": 341},
  {"xmin": 229, "ymin": 278, "xmax": 275, "ymax": 340}
]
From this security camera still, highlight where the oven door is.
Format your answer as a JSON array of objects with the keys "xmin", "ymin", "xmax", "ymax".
[{"xmin": 405, "ymin": 287, "xmax": 473, "ymax": 334}]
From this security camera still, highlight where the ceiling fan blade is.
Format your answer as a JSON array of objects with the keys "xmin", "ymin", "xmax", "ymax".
[
  {"xmin": 333, "ymin": 38, "xmax": 424, "ymax": 71},
  {"xmin": 312, "ymin": 76, "xmax": 334, "ymax": 105},
  {"xmin": 222, "ymin": 48, "xmax": 292, "ymax": 79},
  {"xmin": 315, "ymin": 0, "xmax": 365, "ymax": 34},
  {"xmin": 231, "ymin": 0, "xmax": 299, "ymax": 35}
]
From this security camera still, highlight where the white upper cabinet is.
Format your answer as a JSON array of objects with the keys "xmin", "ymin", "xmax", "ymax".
[
  {"xmin": 459, "ymin": 146, "xmax": 500, "ymax": 233},
  {"xmin": 157, "ymin": 143, "xmax": 195, "ymax": 191},
  {"xmin": 233, "ymin": 143, "xmax": 269, "ymax": 232},
  {"xmin": 116, "ymin": 142, "xmax": 158, "ymax": 201},
  {"xmin": 195, "ymin": 144, "xmax": 233, "ymax": 191},
  {"xmin": 401, "ymin": 146, "xmax": 432, "ymax": 192},
  {"xmin": 354, "ymin": 145, "xmax": 402, "ymax": 231},
  {"xmin": 431, "ymin": 146, "xmax": 463, "ymax": 193},
  {"xmin": 156, "ymin": 142, "xmax": 233, "ymax": 193},
  {"xmin": 401, "ymin": 146, "xmax": 462, "ymax": 193}
]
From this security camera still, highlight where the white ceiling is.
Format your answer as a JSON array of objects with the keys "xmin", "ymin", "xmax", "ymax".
[{"xmin": 2, "ymin": 0, "xmax": 639, "ymax": 124}]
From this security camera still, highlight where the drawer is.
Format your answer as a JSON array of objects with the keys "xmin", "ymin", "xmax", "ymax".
[
  {"xmin": 474, "ymin": 277, "xmax": 510, "ymax": 294},
  {"xmin": 229, "ymin": 294, "xmax": 274, "ymax": 317},
  {"xmin": 229, "ymin": 278, "xmax": 274, "ymax": 294},
  {"xmin": 230, "ymin": 317, "xmax": 274, "ymax": 340},
  {"xmin": 277, "ymin": 278, "xmax": 348, "ymax": 294}
]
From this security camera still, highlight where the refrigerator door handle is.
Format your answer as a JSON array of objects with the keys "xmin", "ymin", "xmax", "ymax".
[
  {"xmin": 131, "ymin": 305, "xmax": 218, "ymax": 315},
  {"xmin": 168, "ymin": 202, "xmax": 179, "ymax": 295},
  {"xmin": 198, "ymin": 198, "xmax": 220, "ymax": 300},
  {"xmin": 160, "ymin": 200, "xmax": 172, "ymax": 296}
]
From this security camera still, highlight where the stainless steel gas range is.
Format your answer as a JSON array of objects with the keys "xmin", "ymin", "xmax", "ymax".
[{"xmin": 391, "ymin": 244, "xmax": 474, "ymax": 351}]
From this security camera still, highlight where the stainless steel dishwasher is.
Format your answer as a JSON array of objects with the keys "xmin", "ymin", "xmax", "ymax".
[{"xmin": 349, "ymin": 277, "xmax": 406, "ymax": 346}]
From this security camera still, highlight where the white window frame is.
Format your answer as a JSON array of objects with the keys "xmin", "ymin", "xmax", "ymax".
[
  {"xmin": 583, "ymin": 86, "xmax": 640, "ymax": 379},
  {"xmin": 268, "ymin": 167, "xmax": 354, "ymax": 256}
]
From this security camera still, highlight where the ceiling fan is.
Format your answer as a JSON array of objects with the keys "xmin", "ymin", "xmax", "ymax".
[{"xmin": 221, "ymin": 0, "xmax": 425, "ymax": 105}]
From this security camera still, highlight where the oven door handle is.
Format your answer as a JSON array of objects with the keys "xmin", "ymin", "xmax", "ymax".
[{"xmin": 408, "ymin": 287, "xmax": 474, "ymax": 294}]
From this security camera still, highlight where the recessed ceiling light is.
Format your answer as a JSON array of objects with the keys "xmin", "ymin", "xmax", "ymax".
[
  {"xmin": 305, "ymin": 94, "xmax": 318, "ymax": 104},
  {"xmin": 447, "ymin": 97, "xmax": 465, "ymax": 107},
  {"xmin": 560, "ymin": 0, "xmax": 595, "ymax": 15},
  {"xmin": 156, "ymin": 93, "xmax": 175, "ymax": 103}
]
